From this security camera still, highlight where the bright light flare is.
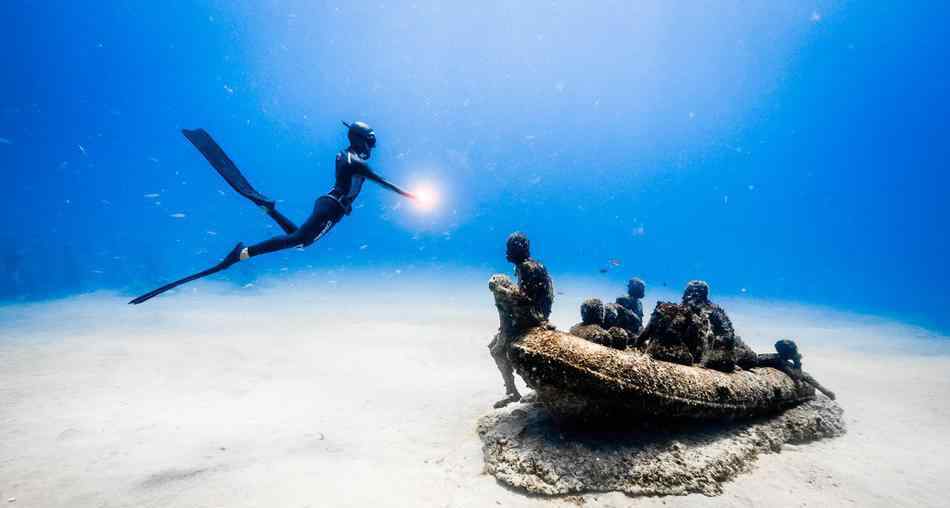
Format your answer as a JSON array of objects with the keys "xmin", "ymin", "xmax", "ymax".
[{"xmin": 411, "ymin": 182, "xmax": 441, "ymax": 212}]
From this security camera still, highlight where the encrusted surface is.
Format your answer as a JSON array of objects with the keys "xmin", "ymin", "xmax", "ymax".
[
  {"xmin": 509, "ymin": 328, "xmax": 814, "ymax": 420},
  {"xmin": 477, "ymin": 396, "xmax": 845, "ymax": 497}
]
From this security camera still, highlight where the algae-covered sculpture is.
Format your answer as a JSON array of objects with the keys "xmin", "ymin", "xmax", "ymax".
[
  {"xmin": 569, "ymin": 299, "xmax": 615, "ymax": 348},
  {"xmin": 481, "ymin": 234, "xmax": 844, "ymax": 498},
  {"xmin": 615, "ymin": 277, "xmax": 645, "ymax": 333},
  {"xmin": 488, "ymin": 254, "xmax": 837, "ymax": 420},
  {"xmin": 487, "ymin": 232, "xmax": 554, "ymax": 408},
  {"xmin": 636, "ymin": 280, "xmax": 757, "ymax": 372},
  {"xmin": 755, "ymin": 339, "xmax": 836, "ymax": 400}
]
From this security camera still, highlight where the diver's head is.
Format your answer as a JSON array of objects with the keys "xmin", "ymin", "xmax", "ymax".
[
  {"xmin": 343, "ymin": 120, "xmax": 376, "ymax": 159},
  {"xmin": 627, "ymin": 277, "xmax": 646, "ymax": 299},
  {"xmin": 505, "ymin": 232, "xmax": 530, "ymax": 263}
]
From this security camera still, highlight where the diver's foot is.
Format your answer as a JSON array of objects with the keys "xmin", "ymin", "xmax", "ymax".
[
  {"xmin": 220, "ymin": 242, "xmax": 245, "ymax": 269},
  {"xmin": 493, "ymin": 392, "xmax": 521, "ymax": 409}
]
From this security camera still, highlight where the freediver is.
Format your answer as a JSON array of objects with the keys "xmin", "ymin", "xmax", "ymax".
[{"xmin": 129, "ymin": 121, "xmax": 416, "ymax": 304}]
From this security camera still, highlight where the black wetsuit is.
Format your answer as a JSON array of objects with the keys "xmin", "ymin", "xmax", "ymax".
[
  {"xmin": 247, "ymin": 149, "xmax": 403, "ymax": 257},
  {"xmin": 129, "ymin": 131, "xmax": 412, "ymax": 305}
]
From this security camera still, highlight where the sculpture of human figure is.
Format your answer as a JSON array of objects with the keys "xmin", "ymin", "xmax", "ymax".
[{"xmin": 487, "ymin": 232, "xmax": 554, "ymax": 408}]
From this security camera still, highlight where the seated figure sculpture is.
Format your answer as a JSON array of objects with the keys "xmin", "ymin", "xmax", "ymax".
[
  {"xmin": 615, "ymin": 277, "xmax": 645, "ymax": 334},
  {"xmin": 569, "ymin": 299, "xmax": 614, "ymax": 348},
  {"xmin": 488, "ymin": 232, "xmax": 554, "ymax": 408},
  {"xmin": 637, "ymin": 280, "xmax": 756, "ymax": 372},
  {"xmin": 604, "ymin": 303, "xmax": 633, "ymax": 348}
]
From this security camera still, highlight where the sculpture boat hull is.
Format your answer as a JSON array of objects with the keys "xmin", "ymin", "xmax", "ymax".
[{"xmin": 509, "ymin": 328, "xmax": 815, "ymax": 420}]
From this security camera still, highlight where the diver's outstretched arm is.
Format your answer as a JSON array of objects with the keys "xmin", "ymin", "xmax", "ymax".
[
  {"xmin": 372, "ymin": 175, "xmax": 416, "ymax": 200},
  {"xmin": 353, "ymin": 162, "xmax": 416, "ymax": 200}
]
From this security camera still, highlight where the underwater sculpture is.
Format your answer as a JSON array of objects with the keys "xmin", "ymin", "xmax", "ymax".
[
  {"xmin": 481, "ymin": 236, "xmax": 845, "ymax": 497},
  {"xmin": 568, "ymin": 299, "xmax": 617, "ymax": 349},
  {"xmin": 488, "ymin": 232, "xmax": 554, "ymax": 409},
  {"xmin": 489, "ymin": 255, "xmax": 836, "ymax": 420},
  {"xmin": 615, "ymin": 277, "xmax": 645, "ymax": 333},
  {"xmin": 636, "ymin": 280, "xmax": 758, "ymax": 372}
]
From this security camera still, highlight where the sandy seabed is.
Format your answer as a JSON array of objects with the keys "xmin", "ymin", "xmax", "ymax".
[{"xmin": 1, "ymin": 271, "xmax": 948, "ymax": 507}]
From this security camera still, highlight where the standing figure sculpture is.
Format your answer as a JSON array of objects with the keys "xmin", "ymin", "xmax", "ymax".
[{"xmin": 488, "ymin": 232, "xmax": 554, "ymax": 408}]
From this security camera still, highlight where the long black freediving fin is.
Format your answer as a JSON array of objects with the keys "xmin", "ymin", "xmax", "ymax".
[
  {"xmin": 128, "ymin": 243, "xmax": 243, "ymax": 305},
  {"xmin": 181, "ymin": 128, "xmax": 275, "ymax": 208}
]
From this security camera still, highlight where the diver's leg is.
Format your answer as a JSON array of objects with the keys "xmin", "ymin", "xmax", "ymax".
[
  {"xmin": 129, "ymin": 242, "xmax": 244, "ymax": 304},
  {"xmin": 264, "ymin": 207, "xmax": 298, "ymax": 235},
  {"xmin": 489, "ymin": 334, "xmax": 521, "ymax": 408},
  {"xmin": 244, "ymin": 197, "xmax": 341, "ymax": 258}
]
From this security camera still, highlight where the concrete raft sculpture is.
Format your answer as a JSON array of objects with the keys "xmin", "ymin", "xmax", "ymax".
[
  {"xmin": 509, "ymin": 328, "xmax": 815, "ymax": 420},
  {"xmin": 480, "ymin": 232, "xmax": 844, "ymax": 498}
]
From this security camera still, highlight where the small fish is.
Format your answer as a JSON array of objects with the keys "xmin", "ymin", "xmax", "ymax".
[
  {"xmin": 169, "ymin": 213, "xmax": 186, "ymax": 219},
  {"xmin": 206, "ymin": 230, "xmax": 218, "ymax": 236},
  {"xmin": 359, "ymin": 244, "xmax": 368, "ymax": 250},
  {"xmin": 78, "ymin": 144, "xmax": 87, "ymax": 156},
  {"xmin": 608, "ymin": 258, "xmax": 622, "ymax": 267},
  {"xmin": 143, "ymin": 193, "xmax": 160, "ymax": 199},
  {"xmin": 148, "ymin": 157, "xmax": 159, "ymax": 164},
  {"xmin": 599, "ymin": 268, "xmax": 609, "ymax": 274},
  {"xmin": 0, "ymin": 137, "xmax": 11, "ymax": 145}
]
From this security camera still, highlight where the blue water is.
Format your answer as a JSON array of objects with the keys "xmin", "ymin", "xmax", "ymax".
[{"xmin": 2, "ymin": 1, "xmax": 947, "ymax": 331}]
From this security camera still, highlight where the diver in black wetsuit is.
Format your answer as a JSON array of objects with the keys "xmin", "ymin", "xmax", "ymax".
[{"xmin": 129, "ymin": 121, "xmax": 415, "ymax": 304}]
